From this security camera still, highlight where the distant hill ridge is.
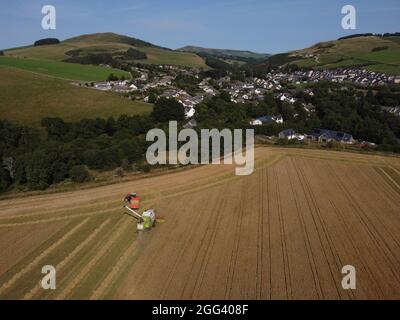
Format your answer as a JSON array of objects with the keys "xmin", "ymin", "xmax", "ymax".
[
  {"xmin": 338, "ymin": 32, "xmax": 400, "ymax": 41},
  {"xmin": 64, "ymin": 32, "xmax": 170, "ymax": 50},
  {"xmin": 3, "ymin": 32, "xmax": 208, "ymax": 68},
  {"xmin": 179, "ymin": 45, "xmax": 270, "ymax": 62}
]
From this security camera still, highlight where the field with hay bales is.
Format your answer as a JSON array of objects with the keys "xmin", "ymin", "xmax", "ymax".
[{"xmin": 0, "ymin": 147, "xmax": 399, "ymax": 300}]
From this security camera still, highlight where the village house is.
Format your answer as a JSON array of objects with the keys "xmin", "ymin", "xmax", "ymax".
[
  {"xmin": 93, "ymin": 80, "xmax": 137, "ymax": 93},
  {"xmin": 310, "ymin": 129, "xmax": 354, "ymax": 144},
  {"xmin": 94, "ymin": 82, "xmax": 112, "ymax": 91},
  {"xmin": 183, "ymin": 119, "xmax": 198, "ymax": 129},
  {"xmin": 203, "ymin": 86, "xmax": 218, "ymax": 96},
  {"xmin": 160, "ymin": 89, "xmax": 188, "ymax": 99},
  {"xmin": 159, "ymin": 76, "xmax": 174, "ymax": 86},
  {"xmin": 278, "ymin": 129, "xmax": 297, "ymax": 140},
  {"xmin": 302, "ymin": 103, "xmax": 316, "ymax": 114},
  {"xmin": 184, "ymin": 107, "xmax": 196, "ymax": 118},
  {"xmin": 276, "ymin": 93, "xmax": 296, "ymax": 104},
  {"xmin": 384, "ymin": 106, "xmax": 400, "ymax": 117},
  {"xmin": 113, "ymin": 81, "xmax": 138, "ymax": 93},
  {"xmin": 249, "ymin": 114, "xmax": 284, "ymax": 126},
  {"xmin": 278, "ymin": 129, "xmax": 305, "ymax": 141}
]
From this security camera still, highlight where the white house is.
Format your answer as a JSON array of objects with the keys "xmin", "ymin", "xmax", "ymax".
[
  {"xmin": 278, "ymin": 129, "xmax": 305, "ymax": 141},
  {"xmin": 249, "ymin": 119, "xmax": 263, "ymax": 126},
  {"xmin": 94, "ymin": 82, "xmax": 112, "ymax": 91},
  {"xmin": 273, "ymin": 115, "xmax": 284, "ymax": 124},
  {"xmin": 279, "ymin": 129, "xmax": 296, "ymax": 140},
  {"xmin": 249, "ymin": 114, "xmax": 283, "ymax": 126},
  {"xmin": 185, "ymin": 107, "xmax": 196, "ymax": 118}
]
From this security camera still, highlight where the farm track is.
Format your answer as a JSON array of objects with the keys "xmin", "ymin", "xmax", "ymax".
[{"xmin": 1, "ymin": 148, "xmax": 400, "ymax": 299}]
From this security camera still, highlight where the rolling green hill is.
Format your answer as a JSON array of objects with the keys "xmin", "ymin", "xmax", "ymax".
[
  {"xmin": 0, "ymin": 56, "xmax": 128, "ymax": 81},
  {"xmin": 5, "ymin": 32, "xmax": 208, "ymax": 69},
  {"xmin": 0, "ymin": 66, "xmax": 152, "ymax": 128},
  {"xmin": 179, "ymin": 45, "xmax": 270, "ymax": 63},
  {"xmin": 266, "ymin": 35, "xmax": 400, "ymax": 75}
]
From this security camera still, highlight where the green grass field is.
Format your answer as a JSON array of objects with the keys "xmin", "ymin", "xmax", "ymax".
[
  {"xmin": 0, "ymin": 66, "xmax": 152, "ymax": 128},
  {"xmin": 358, "ymin": 49, "xmax": 400, "ymax": 65},
  {"xmin": 363, "ymin": 64, "xmax": 400, "ymax": 75},
  {"xmin": 0, "ymin": 56, "xmax": 128, "ymax": 81}
]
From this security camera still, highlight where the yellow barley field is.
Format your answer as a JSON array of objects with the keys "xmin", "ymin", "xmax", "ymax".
[{"xmin": 0, "ymin": 147, "xmax": 399, "ymax": 300}]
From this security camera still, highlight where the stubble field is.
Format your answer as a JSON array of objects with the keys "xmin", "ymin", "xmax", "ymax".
[{"xmin": 0, "ymin": 148, "xmax": 399, "ymax": 300}]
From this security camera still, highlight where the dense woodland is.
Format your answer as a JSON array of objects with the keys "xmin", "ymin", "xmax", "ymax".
[
  {"xmin": 33, "ymin": 38, "xmax": 60, "ymax": 46},
  {"xmin": 64, "ymin": 48, "xmax": 147, "ymax": 68},
  {"xmin": 1, "ymin": 82, "xmax": 400, "ymax": 193}
]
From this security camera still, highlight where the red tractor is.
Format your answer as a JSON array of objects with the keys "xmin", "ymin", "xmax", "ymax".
[{"xmin": 124, "ymin": 193, "xmax": 140, "ymax": 210}]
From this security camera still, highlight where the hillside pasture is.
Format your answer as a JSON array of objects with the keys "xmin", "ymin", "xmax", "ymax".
[
  {"xmin": 288, "ymin": 36, "xmax": 400, "ymax": 75},
  {"xmin": 0, "ymin": 66, "xmax": 152, "ymax": 128},
  {"xmin": 5, "ymin": 33, "xmax": 208, "ymax": 69},
  {"xmin": 0, "ymin": 56, "xmax": 128, "ymax": 81}
]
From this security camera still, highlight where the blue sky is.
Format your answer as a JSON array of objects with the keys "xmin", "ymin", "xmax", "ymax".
[{"xmin": 1, "ymin": 0, "xmax": 399, "ymax": 53}]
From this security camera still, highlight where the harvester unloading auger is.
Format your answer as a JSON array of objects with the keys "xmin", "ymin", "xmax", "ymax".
[{"xmin": 123, "ymin": 193, "xmax": 157, "ymax": 231}]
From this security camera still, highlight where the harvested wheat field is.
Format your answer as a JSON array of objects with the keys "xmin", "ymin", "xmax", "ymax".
[{"xmin": 0, "ymin": 147, "xmax": 399, "ymax": 300}]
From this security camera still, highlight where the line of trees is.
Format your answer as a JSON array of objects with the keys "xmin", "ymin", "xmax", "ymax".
[
  {"xmin": 0, "ymin": 98, "xmax": 187, "ymax": 193},
  {"xmin": 64, "ymin": 48, "xmax": 147, "ymax": 68},
  {"xmin": 34, "ymin": 38, "xmax": 60, "ymax": 46},
  {"xmin": 338, "ymin": 32, "xmax": 400, "ymax": 40}
]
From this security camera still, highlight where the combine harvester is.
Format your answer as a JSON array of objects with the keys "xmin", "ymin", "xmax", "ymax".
[{"xmin": 123, "ymin": 193, "xmax": 157, "ymax": 231}]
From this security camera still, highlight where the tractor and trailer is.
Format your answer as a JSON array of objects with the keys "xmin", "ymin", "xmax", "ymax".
[{"xmin": 123, "ymin": 193, "xmax": 157, "ymax": 231}]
